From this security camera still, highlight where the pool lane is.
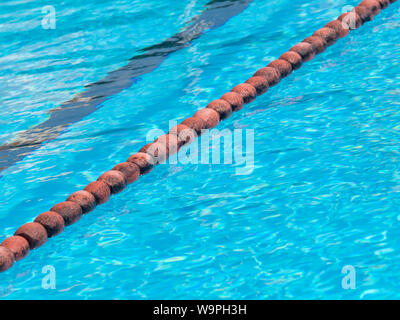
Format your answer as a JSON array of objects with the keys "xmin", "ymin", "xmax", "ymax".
[{"xmin": 0, "ymin": 0, "xmax": 253, "ymax": 175}]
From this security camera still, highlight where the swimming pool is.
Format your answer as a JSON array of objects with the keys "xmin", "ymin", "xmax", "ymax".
[{"xmin": 0, "ymin": 0, "xmax": 399, "ymax": 299}]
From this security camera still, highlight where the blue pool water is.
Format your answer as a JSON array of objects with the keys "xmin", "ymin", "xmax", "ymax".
[{"xmin": 1, "ymin": 0, "xmax": 400, "ymax": 299}]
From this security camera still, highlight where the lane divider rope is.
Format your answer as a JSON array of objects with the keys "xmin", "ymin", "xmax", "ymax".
[{"xmin": 0, "ymin": 0, "xmax": 397, "ymax": 273}]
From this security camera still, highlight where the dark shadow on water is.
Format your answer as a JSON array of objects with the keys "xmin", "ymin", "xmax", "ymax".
[{"xmin": 0, "ymin": 0, "xmax": 253, "ymax": 174}]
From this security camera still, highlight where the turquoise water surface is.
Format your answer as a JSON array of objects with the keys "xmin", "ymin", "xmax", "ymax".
[{"xmin": 1, "ymin": 0, "xmax": 400, "ymax": 299}]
